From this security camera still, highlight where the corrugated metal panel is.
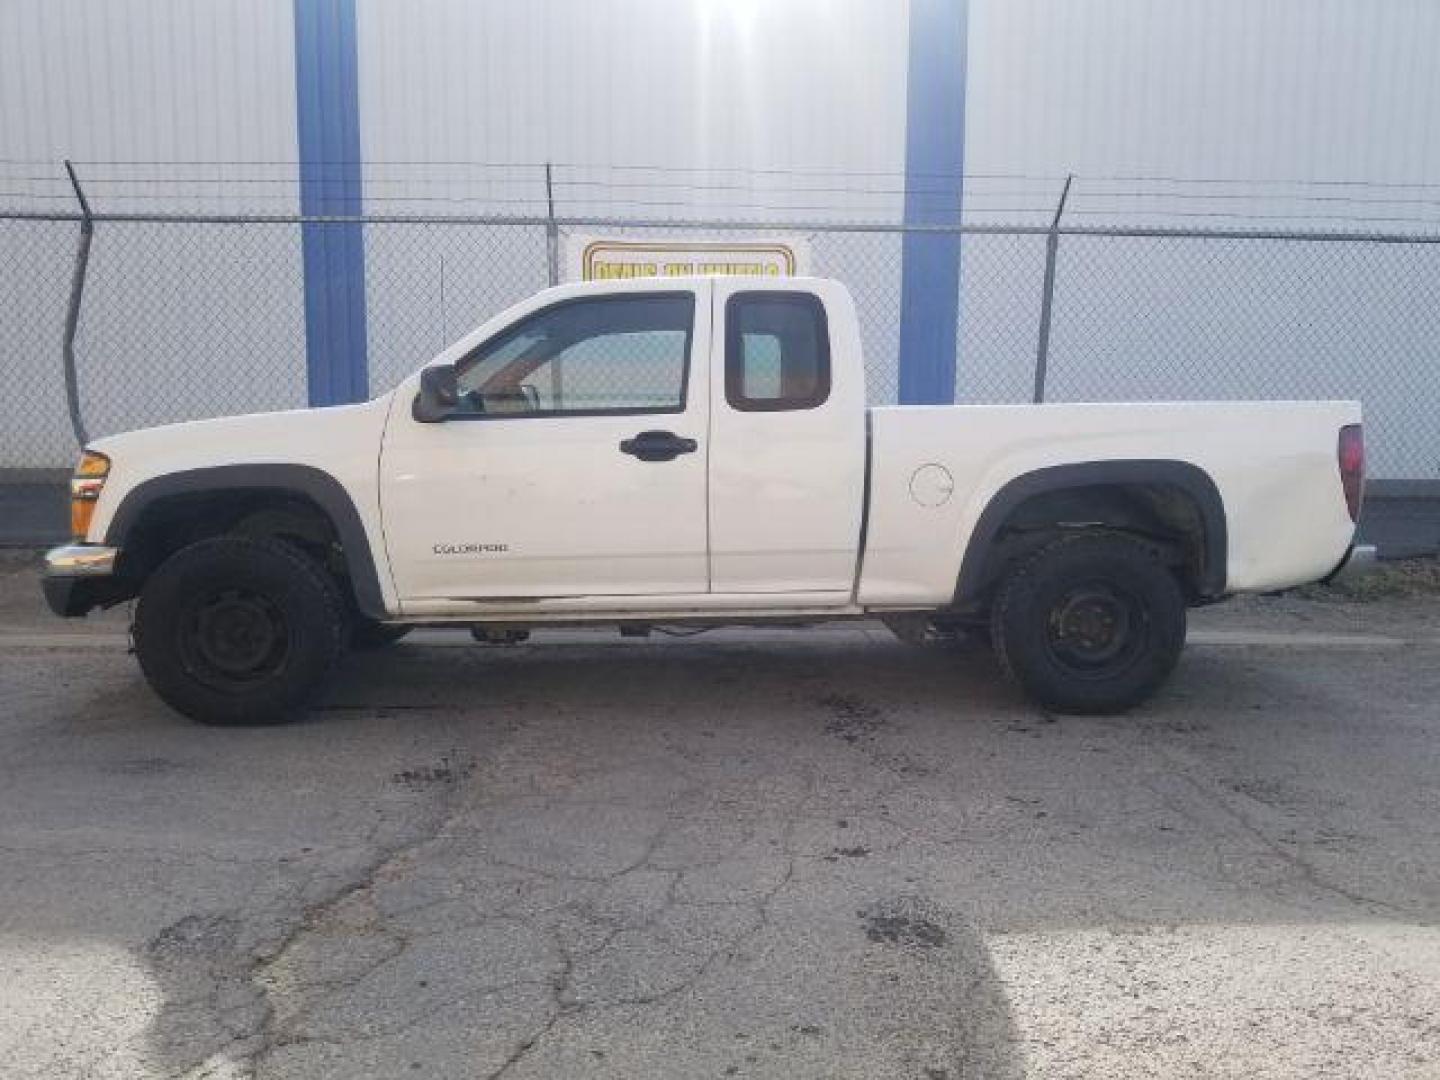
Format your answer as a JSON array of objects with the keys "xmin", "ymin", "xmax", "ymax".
[
  {"xmin": 354, "ymin": 0, "xmax": 911, "ymax": 219},
  {"xmin": 966, "ymin": 0, "xmax": 1440, "ymax": 223},
  {"xmin": 0, "ymin": 0, "xmax": 298, "ymax": 213}
]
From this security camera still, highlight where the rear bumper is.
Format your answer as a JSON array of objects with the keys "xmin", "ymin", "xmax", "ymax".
[
  {"xmin": 1323, "ymin": 543, "xmax": 1378, "ymax": 586},
  {"xmin": 42, "ymin": 544, "xmax": 125, "ymax": 617}
]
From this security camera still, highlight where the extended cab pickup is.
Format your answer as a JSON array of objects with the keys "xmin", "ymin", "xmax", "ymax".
[{"xmin": 43, "ymin": 277, "xmax": 1369, "ymax": 724}]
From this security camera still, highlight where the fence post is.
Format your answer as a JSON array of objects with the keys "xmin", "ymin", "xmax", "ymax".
[
  {"xmin": 544, "ymin": 163, "xmax": 565, "ymax": 403},
  {"xmin": 61, "ymin": 158, "xmax": 93, "ymax": 449},
  {"xmin": 544, "ymin": 162, "xmax": 560, "ymax": 286},
  {"xmin": 437, "ymin": 254, "xmax": 447, "ymax": 344},
  {"xmin": 1032, "ymin": 173, "xmax": 1073, "ymax": 404}
]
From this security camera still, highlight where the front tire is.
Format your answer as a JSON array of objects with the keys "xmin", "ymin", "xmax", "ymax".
[
  {"xmin": 990, "ymin": 532, "xmax": 1186, "ymax": 715},
  {"xmin": 134, "ymin": 536, "xmax": 347, "ymax": 725}
]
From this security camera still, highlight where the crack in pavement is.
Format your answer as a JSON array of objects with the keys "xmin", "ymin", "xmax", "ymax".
[
  {"xmin": 1133, "ymin": 746, "xmax": 1414, "ymax": 919},
  {"xmin": 142, "ymin": 751, "xmax": 479, "ymax": 1079}
]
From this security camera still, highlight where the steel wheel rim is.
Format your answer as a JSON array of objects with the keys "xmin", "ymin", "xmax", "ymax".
[
  {"xmin": 1044, "ymin": 582, "xmax": 1146, "ymax": 678},
  {"xmin": 179, "ymin": 587, "xmax": 291, "ymax": 691}
]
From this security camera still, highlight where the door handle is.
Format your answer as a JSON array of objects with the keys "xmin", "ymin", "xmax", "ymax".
[{"xmin": 619, "ymin": 430, "xmax": 698, "ymax": 462}]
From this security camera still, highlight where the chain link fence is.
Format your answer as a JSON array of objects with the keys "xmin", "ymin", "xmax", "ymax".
[
  {"xmin": 1044, "ymin": 232, "xmax": 1440, "ymax": 481},
  {"xmin": 77, "ymin": 220, "xmax": 310, "ymax": 438},
  {"xmin": 1, "ymin": 216, "xmax": 80, "ymax": 469},
  {"xmin": 363, "ymin": 220, "xmax": 552, "ymax": 394},
  {"xmin": 2, "ymin": 208, "xmax": 1437, "ymax": 480}
]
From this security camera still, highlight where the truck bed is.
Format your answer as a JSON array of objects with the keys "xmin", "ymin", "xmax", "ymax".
[{"xmin": 859, "ymin": 401, "xmax": 1360, "ymax": 606}]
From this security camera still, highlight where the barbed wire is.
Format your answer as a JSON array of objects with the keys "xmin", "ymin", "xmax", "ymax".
[
  {"xmin": 7, "ymin": 160, "xmax": 1440, "ymax": 230},
  {"xmin": 19, "ymin": 170, "xmax": 1440, "ymax": 209},
  {"xmin": 7, "ymin": 156, "xmax": 1440, "ymax": 190}
]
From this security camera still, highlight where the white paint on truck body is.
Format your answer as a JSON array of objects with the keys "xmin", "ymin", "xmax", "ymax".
[
  {"xmin": 79, "ymin": 277, "xmax": 1360, "ymax": 622},
  {"xmin": 381, "ymin": 278, "xmax": 714, "ymax": 602},
  {"xmin": 706, "ymin": 277, "xmax": 867, "ymax": 594},
  {"xmin": 861, "ymin": 400, "xmax": 1358, "ymax": 606},
  {"xmin": 85, "ymin": 399, "xmax": 400, "ymax": 611}
]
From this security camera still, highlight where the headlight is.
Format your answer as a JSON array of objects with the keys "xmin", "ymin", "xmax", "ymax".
[{"xmin": 70, "ymin": 450, "xmax": 110, "ymax": 540}]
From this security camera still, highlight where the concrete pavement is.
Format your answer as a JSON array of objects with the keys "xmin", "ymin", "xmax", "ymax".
[{"xmin": 1, "ymin": 553, "xmax": 1438, "ymax": 1078}]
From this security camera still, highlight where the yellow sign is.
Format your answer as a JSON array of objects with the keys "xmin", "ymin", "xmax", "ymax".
[{"xmin": 566, "ymin": 236, "xmax": 809, "ymax": 282}]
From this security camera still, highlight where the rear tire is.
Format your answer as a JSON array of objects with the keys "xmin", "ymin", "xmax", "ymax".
[
  {"xmin": 990, "ymin": 532, "xmax": 1186, "ymax": 715},
  {"xmin": 134, "ymin": 536, "xmax": 347, "ymax": 725}
]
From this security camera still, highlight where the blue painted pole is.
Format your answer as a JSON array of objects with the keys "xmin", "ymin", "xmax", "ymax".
[
  {"xmin": 897, "ymin": 0, "xmax": 968, "ymax": 405},
  {"xmin": 294, "ymin": 0, "xmax": 368, "ymax": 405}
]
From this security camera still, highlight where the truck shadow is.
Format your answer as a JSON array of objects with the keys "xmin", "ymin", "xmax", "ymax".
[{"xmin": 319, "ymin": 629, "xmax": 1019, "ymax": 723}]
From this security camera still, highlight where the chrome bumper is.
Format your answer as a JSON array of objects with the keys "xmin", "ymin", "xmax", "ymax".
[
  {"xmin": 44, "ymin": 544, "xmax": 120, "ymax": 578},
  {"xmin": 1326, "ymin": 543, "xmax": 1378, "ymax": 586}
]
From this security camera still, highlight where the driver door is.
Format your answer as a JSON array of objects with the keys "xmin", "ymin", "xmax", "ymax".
[{"xmin": 381, "ymin": 283, "xmax": 712, "ymax": 605}]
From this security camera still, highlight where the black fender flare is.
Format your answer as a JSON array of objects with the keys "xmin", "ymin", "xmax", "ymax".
[
  {"xmin": 952, "ymin": 459, "xmax": 1229, "ymax": 605},
  {"xmin": 103, "ymin": 464, "xmax": 388, "ymax": 620}
]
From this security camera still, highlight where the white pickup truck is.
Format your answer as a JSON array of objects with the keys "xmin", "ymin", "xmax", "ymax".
[{"xmin": 44, "ymin": 276, "xmax": 1369, "ymax": 724}]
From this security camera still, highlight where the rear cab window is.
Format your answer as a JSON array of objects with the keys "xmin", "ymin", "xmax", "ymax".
[{"xmin": 725, "ymin": 292, "xmax": 830, "ymax": 412}]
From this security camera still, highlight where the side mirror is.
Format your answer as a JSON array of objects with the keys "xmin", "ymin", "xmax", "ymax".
[{"xmin": 412, "ymin": 364, "xmax": 459, "ymax": 423}]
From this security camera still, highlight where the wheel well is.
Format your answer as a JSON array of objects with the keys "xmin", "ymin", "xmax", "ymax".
[
  {"xmin": 104, "ymin": 465, "xmax": 388, "ymax": 620},
  {"xmin": 119, "ymin": 489, "xmax": 350, "ymax": 603},
  {"xmin": 957, "ymin": 479, "xmax": 1221, "ymax": 608}
]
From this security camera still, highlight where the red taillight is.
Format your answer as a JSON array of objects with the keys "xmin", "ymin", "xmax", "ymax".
[{"xmin": 1338, "ymin": 424, "xmax": 1364, "ymax": 523}]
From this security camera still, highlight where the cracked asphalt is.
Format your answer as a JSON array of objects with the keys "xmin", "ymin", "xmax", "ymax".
[{"xmin": 1, "ymin": 552, "xmax": 1438, "ymax": 1078}]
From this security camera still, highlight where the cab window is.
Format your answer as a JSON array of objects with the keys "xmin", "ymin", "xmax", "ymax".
[
  {"xmin": 455, "ymin": 294, "xmax": 694, "ymax": 416},
  {"xmin": 725, "ymin": 292, "xmax": 830, "ymax": 412}
]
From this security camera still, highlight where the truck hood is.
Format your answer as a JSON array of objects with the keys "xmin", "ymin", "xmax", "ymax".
[{"xmin": 89, "ymin": 396, "xmax": 394, "ymax": 475}]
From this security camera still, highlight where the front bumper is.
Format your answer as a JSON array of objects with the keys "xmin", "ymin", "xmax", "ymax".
[
  {"xmin": 42, "ymin": 544, "xmax": 127, "ymax": 617},
  {"xmin": 45, "ymin": 544, "xmax": 120, "ymax": 577}
]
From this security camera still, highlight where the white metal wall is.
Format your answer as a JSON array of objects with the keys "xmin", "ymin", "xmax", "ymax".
[
  {"xmin": 1, "ymin": 1, "xmax": 1438, "ymax": 476},
  {"xmin": 969, "ymin": 0, "xmax": 1440, "ymax": 193},
  {"xmin": 0, "ymin": 0, "xmax": 297, "ymax": 172},
  {"xmin": 354, "ymin": 0, "xmax": 909, "ymax": 213},
  {"xmin": 15, "ymin": 0, "xmax": 1432, "ymax": 194},
  {"xmin": 350, "ymin": 0, "xmax": 1440, "ymax": 223}
]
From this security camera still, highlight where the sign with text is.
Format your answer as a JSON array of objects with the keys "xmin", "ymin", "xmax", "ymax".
[{"xmin": 565, "ymin": 235, "xmax": 810, "ymax": 282}]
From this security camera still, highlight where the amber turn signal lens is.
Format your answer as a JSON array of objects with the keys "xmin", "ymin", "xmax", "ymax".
[
  {"xmin": 70, "ymin": 450, "xmax": 111, "ymax": 540},
  {"xmin": 71, "ymin": 497, "xmax": 97, "ymax": 540},
  {"xmin": 76, "ymin": 451, "xmax": 111, "ymax": 478}
]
